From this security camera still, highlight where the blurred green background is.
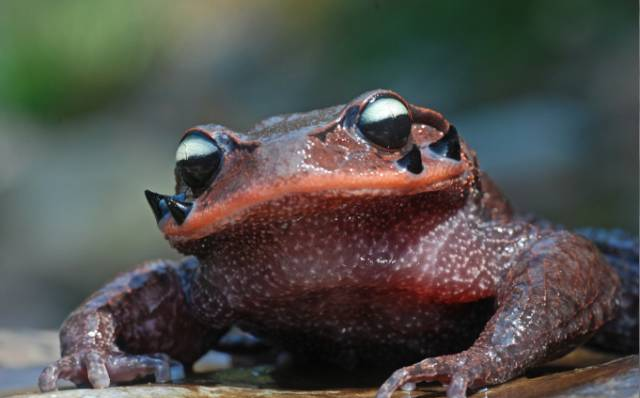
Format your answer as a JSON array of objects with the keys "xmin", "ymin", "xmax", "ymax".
[{"xmin": 0, "ymin": 0, "xmax": 637, "ymax": 328}]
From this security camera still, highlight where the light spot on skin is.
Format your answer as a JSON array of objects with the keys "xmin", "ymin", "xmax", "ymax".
[{"xmin": 401, "ymin": 382, "xmax": 416, "ymax": 391}]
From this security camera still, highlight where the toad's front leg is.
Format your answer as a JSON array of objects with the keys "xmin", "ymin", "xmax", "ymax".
[
  {"xmin": 39, "ymin": 257, "xmax": 231, "ymax": 391},
  {"xmin": 377, "ymin": 231, "xmax": 620, "ymax": 398}
]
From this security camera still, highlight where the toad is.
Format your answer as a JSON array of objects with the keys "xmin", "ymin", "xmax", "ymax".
[{"xmin": 38, "ymin": 89, "xmax": 637, "ymax": 397}]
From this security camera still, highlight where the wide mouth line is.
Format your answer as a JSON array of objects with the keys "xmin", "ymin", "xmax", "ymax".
[{"xmin": 163, "ymin": 169, "xmax": 470, "ymax": 241}]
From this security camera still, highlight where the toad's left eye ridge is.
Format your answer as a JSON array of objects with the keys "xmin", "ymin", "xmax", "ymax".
[
  {"xmin": 175, "ymin": 131, "xmax": 222, "ymax": 194},
  {"xmin": 357, "ymin": 97, "xmax": 411, "ymax": 149}
]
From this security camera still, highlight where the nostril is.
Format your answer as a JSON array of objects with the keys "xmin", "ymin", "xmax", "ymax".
[{"xmin": 175, "ymin": 131, "xmax": 223, "ymax": 195}]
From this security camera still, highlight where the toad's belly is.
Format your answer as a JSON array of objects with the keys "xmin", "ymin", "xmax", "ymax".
[{"xmin": 232, "ymin": 287, "xmax": 495, "ymax": 368}]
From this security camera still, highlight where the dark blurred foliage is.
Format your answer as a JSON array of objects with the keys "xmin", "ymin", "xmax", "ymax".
[{"xmin": 0, "ymin": 0, "xmax": 636, "ymax": 328}]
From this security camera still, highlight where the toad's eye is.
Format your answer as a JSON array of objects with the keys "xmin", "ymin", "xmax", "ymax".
[
  {"xmin": 175, "ymin": 131, "xmax": 222, "ymax": 194},
  {"xmin": 357, "ymin": 97, "xmax": 411, "ymax": 149}
]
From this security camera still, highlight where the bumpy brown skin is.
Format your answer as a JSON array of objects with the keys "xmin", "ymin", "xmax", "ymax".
[
  {"xmin": 375, "ymin": 232, "xmax": 619, "ymax": 397},
  {"xmin": 40, "ymin": 90, "xmax": 625, "ymax": 398},
  {"xmin": 39, "ymin": 259, "xmax": 225, "ymax": 391}
]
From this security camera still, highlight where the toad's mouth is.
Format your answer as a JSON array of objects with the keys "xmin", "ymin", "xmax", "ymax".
[{"xmin": 145, "ymin": 165, "xmax": 472, "ymax": 243}]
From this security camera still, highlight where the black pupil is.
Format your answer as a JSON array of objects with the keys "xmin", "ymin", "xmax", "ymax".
[
  {"xmin": 357, "ymin": 99, "xmax": 411, "ymax": 149},
  {"xmin": 176, "ymin": 133, "xmax": 222, "ymax": 195}
]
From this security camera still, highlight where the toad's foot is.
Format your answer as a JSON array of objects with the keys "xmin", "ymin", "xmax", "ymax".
[
  {"xmin": 38, "ymin": 349, "xmax": 179, "ymax": 391},
  {"xmin": 377, "ymin": 232, "xmax": 620, "ymax": 398},
  {"xmin": 376, "ymin": 351, "xmax": 483, "ymax": 398}
]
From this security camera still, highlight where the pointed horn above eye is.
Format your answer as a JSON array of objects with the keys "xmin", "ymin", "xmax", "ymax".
[
  {"xmin": 396, "ymin": 144, "xmax": 424, "ymax": 174},
  {"xmin": 428, "ymin": 124, "xmax": 461, "ymax": 161},
  {"xmin": 145, "ymin": 190, "xmax": 167, "ymax": 222},
  {"xmin": 166, "ymin": 198, "xmax": 192, "ymax": 225}
]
